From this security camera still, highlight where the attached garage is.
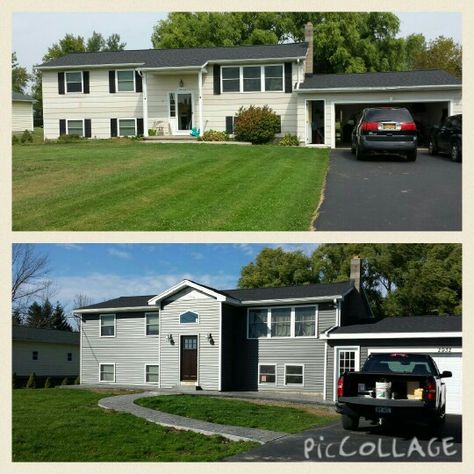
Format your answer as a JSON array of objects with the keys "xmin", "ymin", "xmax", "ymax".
[
  {"xmin": 323, "ymin": 315, "xmax": 462, "ymax": 414},
  {"xmin": 297, "ymin": 70, "xmax": 462, "ymax": 148}
]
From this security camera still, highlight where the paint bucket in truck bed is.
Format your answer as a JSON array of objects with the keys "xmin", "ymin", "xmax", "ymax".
[{"xmin": 375, "ymin": 381, "xmax": 392, "ymax": 399}]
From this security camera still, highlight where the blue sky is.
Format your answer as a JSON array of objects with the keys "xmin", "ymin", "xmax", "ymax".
[
  {"xmin": 30, "ymin": 244, "xmax": 318, "ymax": 309},
  {"xmin": 12, "ymin": 12, "xmax": 462, "ymax": 75}
]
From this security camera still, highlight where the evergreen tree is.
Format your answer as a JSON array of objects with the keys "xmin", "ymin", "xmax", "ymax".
[
  {"xmin": 44, "ymin": 376, "xmax": 53, "ymax": 388},
  {"xmin": 51, "ymin": 302, "xmax": 73, "ymax": 331},
  {"xmin": 26, "ymin": 372, "xmax": 37, "ymax": 389}
]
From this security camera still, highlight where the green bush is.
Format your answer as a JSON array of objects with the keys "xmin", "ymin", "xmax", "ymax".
[
  {"xmin": 74, "ymin": 376, "xmax": 80, "ymax": 385},
  {"xmin": 26, "ymin": 372, "xmax": 37, "ymax": 389},
  {"xmin": 58, "ymin": 134, "xmax": 83, "ymax": 143},
  {"xmin": 234, "ymin": 105, "xmax": 280, "ymax": 144},
  {"xmin": 44, "ymin": 377, "xmax": 53, "ymax": 389},
  {"xmin": 198, "ymin": 130, "xmax": 229, "ymax": 142},
  {"xmin": 20, "ymin": 130, "xmax": 33, "ymax": 144},
  {"xmin": 279, "ymin": 133, "xmax": 300, "ymax": 146},
  {"xmin": 60, "ymin": 377, "xmax": 69, "ymax": 386},
  {"xmin": 12, "ymin": 372, "xmax": 17, "ymax": 389},
  {"xmin": 148, "ymin": 128, "xmax": 157, "ymax": 136},
  {"xmin": 12, "ymin": 134, "xmax": 19, "ymax": 145}
]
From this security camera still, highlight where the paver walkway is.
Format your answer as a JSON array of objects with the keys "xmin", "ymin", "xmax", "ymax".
[{"xmin": 98, "ymin": 391, "xmax": 287, "ymax": 444}]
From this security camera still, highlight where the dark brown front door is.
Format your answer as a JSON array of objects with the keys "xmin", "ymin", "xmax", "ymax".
[{"xmin": 180, "ymin": 335, "xmax": 198, "ymax": 381}]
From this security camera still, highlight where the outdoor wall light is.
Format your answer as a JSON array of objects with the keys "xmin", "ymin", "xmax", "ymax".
[
  {"xmin": 167, "ymin": 334, "xmax": 174, "ymax": 344},
  {"xmin": 207, "ymin": 333, "xmax": 214, "ymax": 344},
  {"xmin": 179, "ymin": 79, "xmax": 184, "ymax": 88}
]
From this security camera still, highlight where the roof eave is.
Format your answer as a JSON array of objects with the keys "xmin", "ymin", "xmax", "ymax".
[
  {"xmin": 296, "ymin": 84, "xmax": 462, "ymax": 93},
  {"xmin": 75, "ymin": 305, "xmax": 157, "ymax": 314},
  {"xmin": 320, "ymin": 331, "xmax": 462, "ymax": 340},
  {"xmin": 36, "ymin": 63, "xmax": 144, "ymax": 71},
  {"xmin": 241, "ymin": 294, "xmax": 344, "ymax": 306}
]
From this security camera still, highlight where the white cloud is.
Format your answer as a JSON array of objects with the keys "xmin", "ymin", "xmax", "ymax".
[
  {"xmin": 232, "ymin": 244, "xmax": 258, "ymax": 257},
  {"xmin": 58, "ymin": 244, "xmax": 83, "ymax": 251},
  {"xmin": 107, "ymin": 247, "xmax": 132, "ymax": 260}
]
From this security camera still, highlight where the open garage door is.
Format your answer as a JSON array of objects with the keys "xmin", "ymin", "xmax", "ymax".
[
  {"xmin": 431, "ymin": 353, "xmax": 462, "ymax": 415},
  {"xmin": 335, "ymin": 101, "xmax": 450, "ymax": 148}
]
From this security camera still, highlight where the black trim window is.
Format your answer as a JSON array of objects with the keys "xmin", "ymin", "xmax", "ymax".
[
  {"xmin": 264, "ymin": 65, "xmax": 283, "ymax": 91},
  {"xmin": 67, "ymin": 120, "xmax": 84, "ymax": 137},
  {"xmin": 65, "ymin": 71, "xmax": 83, "ymax": 93},
  {"xmin": 117, "ymin": 70, "xmax": 135, "ymax": 92},
  {"xmin": 67, "ymin": 352, "xmax": 72, "ymax": 361},
  {"xmin": 32, "ymin": 351, "xmax": 38, "ymax": 360},
  {"xmin": 243, "ymin": 66, "xmax": 261, "ymax": 92},
  {"xmin": 222, "ymin": 67, "xmax": 240, "ymax": 92},
  {"xmin": 225, "ymin": 116, "xmax": 234, "ymax": 134},
  {"xmin": 118, "ymin": 119, "xmax": 136, "ymax": 136},
  {"xmin": 145, "ymin": 313, "xmax": 159, "ymax": 336},
  {"xmin": 259, "ymin": 364, "xmax": 276, "ymax": 384}
]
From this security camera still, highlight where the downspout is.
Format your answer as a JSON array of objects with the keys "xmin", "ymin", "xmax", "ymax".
[
  {"xmin": 138, "ymin": 69, "xmax": 149, "ymax": 138},
  {"xmin": 198, "ymin": 67, "xmax": 204, "ymax": 134}
]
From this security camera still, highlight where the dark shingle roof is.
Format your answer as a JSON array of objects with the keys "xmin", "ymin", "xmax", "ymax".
[
  {"xmin": 12, "ymin": 326, "xmax": 79, "ymax": 344},
  {"xmin": 78, "ymin": 295, "xmax": 156, "ymax": 310},
  {"xmin": 37, "ymin": 42, "xmax": 308, "ymax": 69},
  {"xmin": 300, "ymin": 69, "xmax": 461, "ymax": 90},
  {"xmin": 12, "ymin": 91, "xmax": 35, "ymax": 101},
  {"xmin": 331, "ymin": 315, "xmax": 462, "ymax": 334}
]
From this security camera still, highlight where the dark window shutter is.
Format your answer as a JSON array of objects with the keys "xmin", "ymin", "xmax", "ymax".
[
  {"xmin": 135, "ymin": 71, "xmax": 143, "ymax": 92},
  {"xmin": 213, "ymin": 64, "xmax": 221, "ymax": 95},
  {"xmin": 137, "ymin": 118, "xmax": 144, "ymax": 136},
  {"xmin": 83, "ymin": 71, "xmax": 90, "ymax": 94},
  {"xmin": 110, "ymin": 118, "xmax": 117, "ymax": 137},
  {"xmin": 225, "ymin": 116, "xmax": 234, "ymax": 134},
  {"xmin": 59, "ymin": 119, "xmax": 66, "ymax": 135},
  {"xmin": 58, "ymin": 72, "xmax": 65, "ymax": 95},
  {"xmin": 284, "ymin": 63, "xmax": 292, "ymax": 93},
  {"xmin": 109, "ymin": 71, "xmax": 116, "ymax": 93},
  {"xmin": 84, "ymin": 119, "xmax": 92, "ymax": 138},
  {"xmin": 276, "ymin": 115, "xmax": 282, "ymax": 133}
]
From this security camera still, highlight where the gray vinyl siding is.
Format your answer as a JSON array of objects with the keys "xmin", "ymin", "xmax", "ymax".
[
  {"xmin": 12, "ymin": 341, "xmax": 79, "ymax": 377},
  {"xmin": 81, "ymin": 312, "xmax": 159, "ymax": 385},
  {"xmin": 160, "ymin": 297, "xmax": 221, "ymax": 390}
]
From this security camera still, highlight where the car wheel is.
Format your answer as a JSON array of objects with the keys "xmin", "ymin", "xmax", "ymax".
[
  {"xmin": 451, "ymin": 142, "xmax": 461, "ymax": 162},
  {"xmin": 355, "ymin": 145, "xmax": 364, "ymax": 161},
  {"xmin": 406, "ymin": 150, "xmax": 417, "ymax": 162},
  {"xmin": 428, "ymin": 138, "xmax": 438, "ymax": 155},
  {"xmin": 342, "ymin": 414, "xmax": 359, "ymax": 431}
]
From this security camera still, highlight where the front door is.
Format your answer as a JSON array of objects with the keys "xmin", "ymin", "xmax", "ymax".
[
  {"xmin": 177, "ymin": 93, "xmax": 193, "ymax": 131},
  {"xmin": 180, "ymin": 335, "xmax": 198, "ymax": 381}
]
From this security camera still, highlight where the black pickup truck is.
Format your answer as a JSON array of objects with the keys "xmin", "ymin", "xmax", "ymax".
[
  {"xmin": 336, "ymin": 353, "xmax": 452, "ymax": 431},
  {"xmin": 429, "ymin": 114, "xmax": 462, "ymax": 162}
]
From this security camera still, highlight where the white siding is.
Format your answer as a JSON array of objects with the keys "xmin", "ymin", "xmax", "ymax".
[
  {"xmin": 12, "ymin": 101, "xmax": 33, "ymax": 132},
  {"xmin": 12, "ymin": 341, "xmax": 79, "ymax": 376}
]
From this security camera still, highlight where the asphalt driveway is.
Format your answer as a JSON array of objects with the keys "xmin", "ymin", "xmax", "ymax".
[
  {"xmin": 314, "ymin": 149, "xmax": 461, "ymax": 231},
  {"xmin": 227, "ymin": 415, "xmax": 462, "ymax": 462}
]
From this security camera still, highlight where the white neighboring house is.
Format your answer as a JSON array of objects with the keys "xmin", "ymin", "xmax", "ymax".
[
  {"xmin": 12, "ymin": 326, "xmax": 79, "ymax": 378},
  {"xmin": 12, "ymin": 92, "xmax": 35, "ymax": 133}
]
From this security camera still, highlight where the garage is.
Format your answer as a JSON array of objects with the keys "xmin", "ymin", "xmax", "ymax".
[{"xmin": 297, "ymin": 70, "xmax": 462, "ymax": 148}]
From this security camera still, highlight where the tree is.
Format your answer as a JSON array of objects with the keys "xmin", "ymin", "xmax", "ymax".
[
  {"xmin": 24, "ymin": 299, "xmax": 72, "ymax": 331},
  {"xmin": 12, "ymin": 308, "xmax": 22, "ymax": 326},
  {"xmin": 51, "ymin": 302, "xmax": 73, "ymax": 331},
  {"xmin": 12, "ymin": 52, "xmax": 31, "ymax": 93},
  {"xmin": 412, "ymin": 36, "xmax": 462, "ymax": 78}
]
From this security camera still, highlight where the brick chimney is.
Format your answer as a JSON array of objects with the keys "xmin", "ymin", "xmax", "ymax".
[
  {"xmin": 304, "ymin": 22, "xmax": 314, "ymax": 75},
  {"xmin": 350, "ymin": 256, "xmax": 362, "ymax": 291}
]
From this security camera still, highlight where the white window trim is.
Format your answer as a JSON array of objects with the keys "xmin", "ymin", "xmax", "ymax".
[
  {"xmin": 65, "ymin": 71, "xmax": 84, "ymax": 94},
  {"xmin": 66, "ymin": 118, "xmax": 85, "ymax": 137},
  {"xmin": 178, "ymin": 334, "xmax": 200, "ymax": 386},
  {"xmin": 258, "ymin": 363, "xmax": 277, "ymax": 386},
  {"xmin": 118, "ymin": 118, "xmax": 137, "ymax": 137},
  {"xmin": 221, "ymin": 64, "xmax": 284, "ymax": 94},
  {"xmin": 144, "ymin": 363, "xmax": 160, "ymax": 384},
  {"xmin": 116, "ymin": 69, "xmax": 136, "ymax": 93},
  {"xmin": 284, "ymin": 363, "xmax": 305, "ymax": 387},
  {"xmin": 145, "ymin": 312, "xmax": 159, "ymax": 337},
  {"xmin": 247, "ymin": 305, "xmax": 319, "ymax": 340},
  {"xmin": 99, "ymin": 362, "xmax": 116, "ymax": 383},
  {"xmin": 99, "ymin": 313, "xmax": 116, "ymax": 338},
  {"xmin": 333, "ymin": 346, "xmax": 360, "ymax": 402},
  {"xmin": 168, "ymin": 92, "xmax": 176, "ymax": 118},
  {"xmin": 179, "ymin": 310, "xmax": 200, "ymax": 325}
]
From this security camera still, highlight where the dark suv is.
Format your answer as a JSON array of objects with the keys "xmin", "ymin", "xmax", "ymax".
[
  {"xmin": 429, "ymin": 114, "xmax": 462, "ymax": 162},
  {"xmin": 351, "ymin": 107, "xmax": 418, "ymax": 161}
]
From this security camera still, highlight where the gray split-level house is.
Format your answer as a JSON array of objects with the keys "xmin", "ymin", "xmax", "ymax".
[
  {"xmin": 36, "ymin": 23, "xmax": 462, "ymax": 147},
  {"xmin": 75, "ymin": 257, "xmax": 462, "ymax": 414}
]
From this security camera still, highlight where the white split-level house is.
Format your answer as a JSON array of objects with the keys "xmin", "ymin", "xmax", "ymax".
[{"xmin": 36, "ymin": 23, "xmax": 462, "ymax": 146}]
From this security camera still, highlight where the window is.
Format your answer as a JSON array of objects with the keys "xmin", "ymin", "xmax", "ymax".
[
  {"xmin": 99, "ymin": 363, "xmax": 115, "ymax": 382},
  {"xmin": 295, "ymin": 306, "xmax": 316, "ymax": 337},
  {"xmin": 117, "ymin": 70, "xmax": 135, "ymax": 92},
  {"xmin": 145, "ymin": 313, "xmax": 159, "ymax": 336},
  {"xmin": 338, "ymin": 350, "xmax": 357, "ymax": 377},
  {"xmin": 67, "ymin": 352, "xmax": 72, "ymax": 361},
  {"xmin": 183, "ymin": 337, "xmax": 198, "ymax": 350},
  {"xmin": 285, "ymin": 365, "xmax": 304, "ymax": 385},
  {"xmin": 222, "ymin": 67, "xmax": 240, "ymax": 92},
  {"xmin": 65, "ymin": 71, "xmax": 83, "ymax": 93},
  {"xmin": 270, "ymin": 308, "xmax": 291, "ymax": 337},
  {"xmin": 67, "ymin": 119, "xmax": 84, "ymax": 137},
  {"xmin": 243, "ymin": 66, "xmax": 261, "ymax": 92},
  {"xmin": 179, "ymin": 311, "xmax": 199, "ymax": 324},
  {"xmin": 145, "ymin": 364, "xmax": 159, "ymax": 383},
  {"xmin": 248, "ymin": 308, "xmax": 268, "ymax": 338},
  {"xmin": 118, "ymin": 119, "xmax": 136, "ymax": 136},
  {"xmin": 259, "ymin": 364, "xmax": 276, "ymax": 385},
  {"xmin": 32, "ymin": 351, "xmax": 38, "ymax": 360},
  {"xmin": 169, "ymin": 93, "xmax": 176, "ymax": 117},
  {"xmin": 100, "ymin": 314, "xmax": 115, "ymax": 337},
  {"xmin": 264, "ymin": 65, "xmax": 283, "ymax": 91}
]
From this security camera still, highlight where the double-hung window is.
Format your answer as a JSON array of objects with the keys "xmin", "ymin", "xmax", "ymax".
[
  {"xmin": 270, "ymin": 308, "xmax": 291, "ymax": 337},
  {"xmin": 264, "ymin": 65, "xmax": 283, "ymax": 91},
  {"xmin": 67, "ymin": 119, "xmax": 84, "ymax": 137},
  {"xmin": 242, "ymin": 66, "xmax": 261, "ymax": 92},
  {"xmin": 100, "ymin": 363, "xmax": 115, "ymax": 382},
  {"xmin": 295, "ymin": 306, "xmax": 316, "ymax": 337},
  {"xmin": 285, "ymin": 365, "xmax": 304, "ymax": 385},
  {"xmin": 145, "ymin": 313, "xmax": 159, "ymax": 336},
  {"xmin": 248, "ymin": 308, "xmax": 268, "ymax": 338},
  {"xmin": 145, "ymin": 364, "xmax": 159, "ymax": 383},
  {"xmin": 117, "ymin": 70, "xmax": 135, "ymax": 92},
  {"xmin": 65, "ymin": 71, "xmax": 83, "ymax": 93},
  {"xmin": 118, "ymin": 119, "xmax": 136, "ymax": 136},
  {"xmin": 100, "ymin": 314, "xmax": 115, "ymax": 337},
  {"xmin": 258, "ymin": 364, "xmax": 276, "ymax": 385},
  {"xmin": 222, "ymin": 67, "xmax": 240, "ymax": 92}
]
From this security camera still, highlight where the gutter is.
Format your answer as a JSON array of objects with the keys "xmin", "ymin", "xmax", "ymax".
[
  {"xmin": 35, "ymin": 63, "xmax": 144, "ymax": 71},
  {"xmin": 296, "ymin": 84, "xmax": 461, "ymax": 93}
]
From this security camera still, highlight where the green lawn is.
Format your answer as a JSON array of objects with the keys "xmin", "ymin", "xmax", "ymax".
[
  {"xmin": 12, "ymin": 389, "xmax": 257, "ymax": 462},
  {"xmin": 13, "ymin": 140, "xmax": 329, "ymax": 230},
  {"xmin": 136, "ymin": 395, "xmax": 337, "ymax": 433}
]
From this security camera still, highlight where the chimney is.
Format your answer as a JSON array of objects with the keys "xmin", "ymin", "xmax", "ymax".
[
  {"xmin": 304, "ymin": 22, "xmax": 314, "ymax": 75},
  {"xmin": 350, "ymin": 256, "xmax": 362, "ymax": 291}
]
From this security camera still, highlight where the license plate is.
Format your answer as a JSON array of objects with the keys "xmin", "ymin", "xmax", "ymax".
[
  {"xmin": 382, "ymin": 123, "xmax": 396, "ymax": 130},
  {"xmin": 375, "ymin": 407, "xmax": 392, "ymax": 414}
]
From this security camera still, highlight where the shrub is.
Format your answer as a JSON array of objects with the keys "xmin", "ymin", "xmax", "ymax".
[
  {"xmin": 234, "ymin": 105, "xmax": 280, "ymax": 144},
  {"xmin": 198, "ymin": 130, "xmax": 229, "ymax": 142},
  {"xmin": 60, "ymin": 377, "xmax": 69, "ymax": 386},
  {"xmin": 44, "ymin": 376, "xmax": 53, "ymax": 389},
  {"xmin": 74, "ymin": 376, "xmax": 80, "ymax": 385},
  {"xmin": 12, "ymin": 134, "xmax": 19, "ymax": 145},
  {"xmin": 20, "ymin": 130, "xmax": 33, "ymax": 144},
  {"xmin": 26, "ymin": 372, "xmax": 37, "ymax": 389},
  {"xmin": 148, "ymin": 128, "xmax": 157, "ymax": 136},
  {"xmin": 58, "ymin": 134, "xmax": 83, "ymax": 143},
  {"xmin": 12, "ymin": 372, "xmax": 17, "ymax": 389},
  {"xmin": 279, "ymin": 133, "xmax": 300, "ymax": 146}
]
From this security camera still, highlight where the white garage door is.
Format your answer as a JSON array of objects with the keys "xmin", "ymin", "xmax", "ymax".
[{"xmin": 431, "ymin": 353, "xmax": 462, "ymax": 415}]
